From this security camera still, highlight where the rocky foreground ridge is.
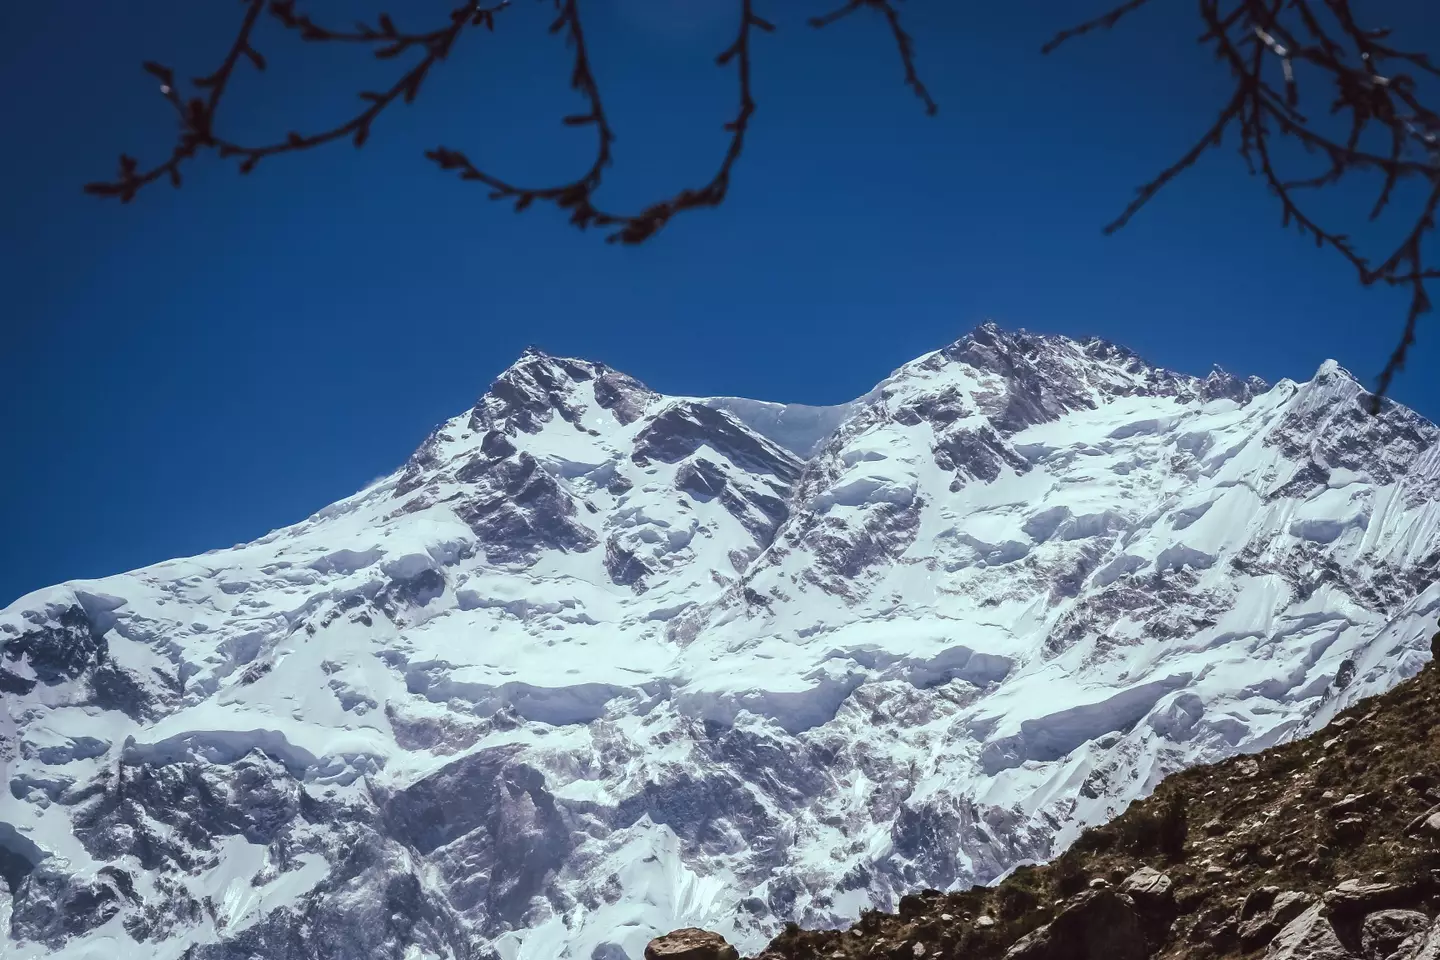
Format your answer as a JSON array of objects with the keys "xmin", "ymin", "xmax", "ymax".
[{"xmin": 656, "ymin": 634, "xmax": 1440, "ymax": 960}]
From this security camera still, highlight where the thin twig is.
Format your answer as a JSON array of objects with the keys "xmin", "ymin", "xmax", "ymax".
[
  {"xmin": 1041, "ymin": 0, "xmax": 1155, "ymax": 55},
  {"xmin": 86, "ymin": 0, "xmax": 936, "ymax": 243},
  {"xmin": 809, "ymin": 0, "xmax": 938, "ymax": 115},
  {"xmin": 84, "ymin": 1, "xmax": 508, "ymax": 197},
  {"xmin": 427, "ymin": 0, "xmax": 771, "ymax": 243},
  {"xmin": 1047, "ymin": 0, "xmax": 1440, "ymax": 409}
]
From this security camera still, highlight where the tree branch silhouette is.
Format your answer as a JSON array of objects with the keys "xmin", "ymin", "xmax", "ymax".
[
  {"xmin": 83, "ymin": 0, "xmax": 1440, "ymax": 403},
  {"xmin": 84, "ymin": 0, "xmax": 935, "ymax": 245},
  {"xmin": 809, "ymin": 0, "xmax": 938, "ymax": 116},
  {"xmin": 1047, "ymin": 0, "xmax": 1439, "ymax": 410}
]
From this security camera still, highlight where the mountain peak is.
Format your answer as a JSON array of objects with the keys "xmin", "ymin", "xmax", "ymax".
[
  {"xmin": 918, "ymin": 325, "xmax": 1268, "ymax": 435},
  {"xmin": 5, "ymin": 328, "xmax": 1439, "ymax": 960},
  {"xmin": 469, "ymin": 349, "xmax": 655, "ymax": 437},
  {"xmin": 1311, "ymin": 357, "xmax": 1359, "ymax": 384}
]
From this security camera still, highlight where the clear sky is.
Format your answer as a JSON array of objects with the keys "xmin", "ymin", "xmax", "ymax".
[{"xmin": 3, "ymin": 0, "xmax": 1437, "ymax": 606}]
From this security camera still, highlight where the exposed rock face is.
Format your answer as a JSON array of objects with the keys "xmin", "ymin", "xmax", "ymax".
[
  {"xmin": 1002, "ymin": 890, "xmax": 1149, "ymax": 960},
  {"xmin": 454, "ymin": 451, "xmax": 601, "ymax": 563},
  {"xmin": 1266, "ymin": 904, "xmax": 1355, "ymax": 960},
  {"xmin": 1361, "ymin": 910, "xmax": 1430, "ymax": 960},
  {"xmin": 645, "ymin": 928, "xmax": 742, "ymax": 960},
  {"xmin": 381, "ymin": 747, "xmax": 571, "ymax": 931},
  {"xmin": 1325, "ymin": 881, "xmax": 1416, "ymax": 922},
  {"xmin": 1396, "ymin": 922, "xmax": 1440, "ymax": 960},
  {"xmin": 0, "ymin": 604, "xmax": 106, "ymax": 690},
  {"xmin": 1120, "ymin": 866, "xmax": 1173, "ymax": 905},
  {"xmin": 1240, "ymin": 890, "xmax": 1316, "ymax": 947},
  {"xmin": 3, "ymin": 327, "xmax": 1440, "ymax": 960}
]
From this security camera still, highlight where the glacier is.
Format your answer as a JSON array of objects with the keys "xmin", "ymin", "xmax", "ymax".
[{"xmin": 1, "ymin": 324, "xmax": 1438, "ymax": 960}]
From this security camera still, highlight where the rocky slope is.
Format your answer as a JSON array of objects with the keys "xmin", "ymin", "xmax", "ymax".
[
  {"xmin": 719, "ymin": 634, "xmax": 1440, "ymax": 960},
  {"xmin": 2, "ymin": 324, "xmax": 1439, "ymax": 960}
]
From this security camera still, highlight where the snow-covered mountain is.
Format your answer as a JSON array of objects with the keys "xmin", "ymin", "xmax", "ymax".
[{"xmin": 3, "ymin": 324, "xmax": 1438, "ymax": 960}]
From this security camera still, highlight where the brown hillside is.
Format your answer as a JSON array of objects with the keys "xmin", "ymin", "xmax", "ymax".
[{"xmin": 654, "ymin": 643, "xmax": 1440, "ymax": 960}]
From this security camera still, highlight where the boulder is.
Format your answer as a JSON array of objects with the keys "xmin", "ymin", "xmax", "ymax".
[
  {"xmin": 1002, "ymin": 890, "xmax": 1148, "ymax": 960},
  {"xmin": 1394, "ymin": 922, "xmax": 1440, "ymax": 960},
  {"xmin": 1334, "ymin": 816, "xmax": 1369, "ymax": 845},
  {"xmin": 1190, "ymin": 901, "xmax": 1238, "ymax": 945},
  {"xmin": 1361, "ymin": 911, "xmax": 1430, "ymax": 960},
  {"xmin": 1241, "ymin": 891, "xmax": 1316, "ymax": 948},
  {"xmin": 1266, "ymin": 903, "xmax": 1357, "ymax": 960},
  {"xmin": 1121, "ymin": 867, "xmax": 1173, "ymax": 905},
  {"xmin": 1325, "ymin": 881, "xmax": 1414, "ymax": 922},
  {"xmin": 1404, "ymin": 774, "xmax": 1436, "ymax": 793},
  {"xmin": 645, "ymin": 928, "xmax": 741, "ymax": 960},
  {"xmin": 1330, "ymin": 793, "xmax": 1375, "ymax": 817},
  {"xmin": 1406, "ymin": 809, "xmax": 1440, "ymax": 838},
  {"xmin": 1243, "ymin": 888, "xmax": 1283, "ymax": 922}
]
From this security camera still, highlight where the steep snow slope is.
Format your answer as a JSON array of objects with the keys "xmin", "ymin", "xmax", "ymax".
[{"xmin": 2, "ymin": 325, "xmax": 1438, "ymax": 960}]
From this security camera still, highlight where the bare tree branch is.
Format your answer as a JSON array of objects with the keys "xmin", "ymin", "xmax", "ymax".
[
  {"xmin": 1047, "ymin": 0, "xmax": 1440, "ymax": 410},
  {"xmin": 809, "ymin": 0, "xmax": 938, "ymax": 116},
  {"xmin": 427, "ymin": 0, "xmax": 773, "ymax": 244},
  {"xmin": 85, "ymin": 0, "xmax": 935, "ymax": 244},
  {"xmin": 82, "ymin": 0, "xmax": 1440, "ymax": 405},
  {"xmin": 1040, "ymin": 0, "xmax": 1155, "ymax": 55},
  {"xmin": 83, "ymin": 1, "xmax": 510, "ymax": 196}
]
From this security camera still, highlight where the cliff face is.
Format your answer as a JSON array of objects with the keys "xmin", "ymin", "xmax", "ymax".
[{"xmin": 3, "ymin": 325, "xmax": 1439, "ymax": 960}]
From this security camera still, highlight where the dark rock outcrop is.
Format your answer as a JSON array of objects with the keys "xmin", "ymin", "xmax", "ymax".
[
  {"xmin": 1265, "ymin": 904, "xmax": 1354, "ymax": 960},
  {"xmin": 646, "ymin": 928, "xmax": 741, "ymax": 960},
  {"xmin": 1, "ymin": 605, "xmax": 107, "ymax": 691},
  {"xmin": 633, "ymin": 404, "xmax": 800, "ymax": 481},
  {"xmin": 1360, "ymin": 910, "xmax": 1429, "ymax": 960},
  {"xmin": 455, "ymin": 453, "xmax": 598, "ymax": 563},
  {"xmin": 1002, "ymin": 889, "xmax": 1150, "ymax": 960},
  {"xmin": 383, "ymin": 747, "xmax": 571, "ymax": 930}
]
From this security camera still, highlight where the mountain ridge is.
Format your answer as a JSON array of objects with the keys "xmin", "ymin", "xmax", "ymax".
[{"xmin": 2, "ymin": 324, "xmax": 1438, "ymax": 960}]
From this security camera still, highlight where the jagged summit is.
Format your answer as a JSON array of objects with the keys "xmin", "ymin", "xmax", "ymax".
[
  {"xmin": 935, "ymin": 322, "xmax": 1271, "ymax": 417},
  {"xmin": 2, "ymin": 327, "xmax": 1439, "ymax": 960},
  {"xmin": 456, "ymin": 325, "xmax": 1277, "ymax": 471}
]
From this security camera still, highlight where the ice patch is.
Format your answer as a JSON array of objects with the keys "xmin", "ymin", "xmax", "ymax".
[
  {"xmin": 675, "ymin": 666, "xmax": 868, "ymax": 734},
  {"xmin": 1093, "ymin": 554, "xmax": 1148, "ymax": 587},
  {"xmin": 382, "ymin": 552, "xmax": 439, "ymax": 581},
  {"xmin": 1289, "ymin": 515, "xmax": 1368, "ymax": 544},
  {"xmin": 980, "ymin": 674, "xmax": 1193, "ymax": 774},
  {"xmin": 1022, "ymin": 507, "xmax": 1071, "ymax": 543},
  {"xmin": 813, "ymin": 474, "xmax": 916, "ymax": 511},
  {"xmin": 1057, "ymin": 510, "xmax": 1128, "ymax": 541},
  {"xmin": 308, "ymin": 547, "xmax": 384, "ymax": 575},
  {"xmin": 122, "ymin": 728, "xmax": 319, "ymax": 777},
  {"xmin": 0, "ymin": 821, "xmax": 49, "ymax": 875},
  {"xmin": 701, "ymin": 396, "xmax": 866, "ymax": 458},
  {"xmin": 1148, "ymin": 691, "xmax": 1205, "ymax": 740},
  {"xmin": 33, "ymin": 736, "xmax": 110, "ymax": 765},
  {"xmin": 405, "ymin": 668, "xmax": 639, "ymax": 726},
  {"xmin": 1107, "ymin": 416, "xmax": 1175, "ymax": 440},
  {"xmin": 1169, "ymin": 500, "xmax": 1215, "ymax": 531},
  {"xmin": 823, "ymin": 643, "xmax": 1013, "ymax": 688}
]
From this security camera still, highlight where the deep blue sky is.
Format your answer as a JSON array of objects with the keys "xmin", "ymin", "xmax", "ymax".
[{"xmin": 3, "ymin": 0, "xmax": 1437, "ymax": 605}]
